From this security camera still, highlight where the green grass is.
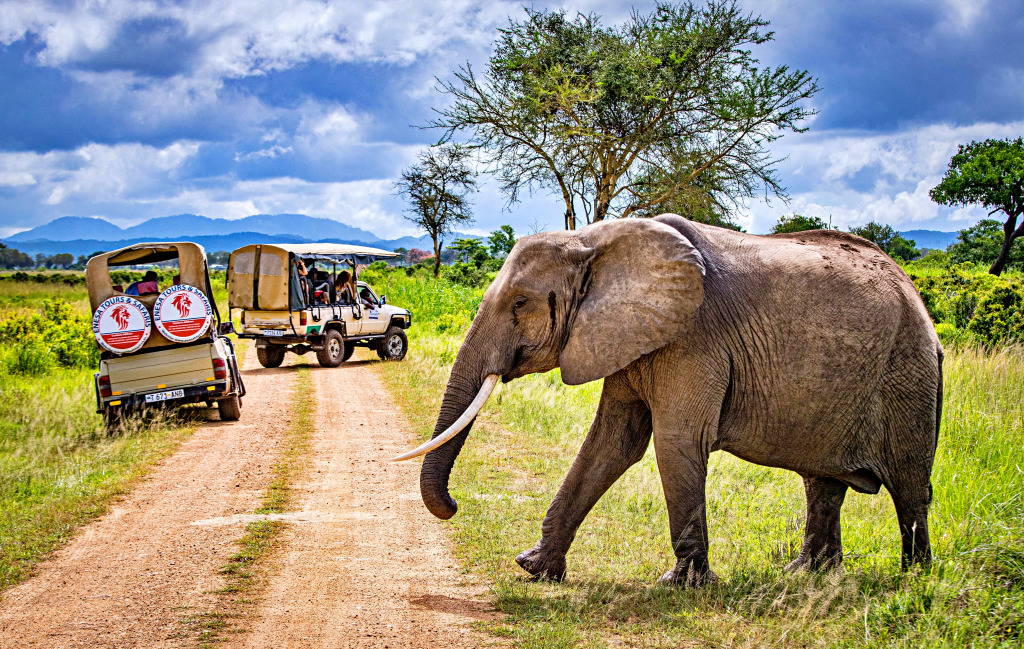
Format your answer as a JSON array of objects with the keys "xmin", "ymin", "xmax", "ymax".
[
  {"xmin": 0, "ymin": 367, "xmax": 200, "ymax": 591},
  {"xmin": 373, "ymin": 270, "xmax": 1024, "ymax": 649},
  {"xmin": 0, "ymin": 273, "xmax": 90, "ymax": 317}
]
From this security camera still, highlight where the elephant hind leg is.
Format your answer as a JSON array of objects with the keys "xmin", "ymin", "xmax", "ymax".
[
  {"xmin": 786, "ymin": 476, "xmax": 847, "ymax": 572},
  {"xmin": 884, "ymin": 469, "xmax": 932, "ymax": 570}
]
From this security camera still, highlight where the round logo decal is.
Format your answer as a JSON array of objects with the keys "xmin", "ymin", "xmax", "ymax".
[
  {"xmin": 153, "ymin": 284, "xmax": 213, "ymax": 343},
  {"xmin": 92, "ymin": 296, "xmax": 152, "ymax": 354}
]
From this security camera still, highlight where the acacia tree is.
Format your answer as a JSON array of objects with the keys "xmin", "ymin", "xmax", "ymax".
[
  {"xmin": 930, "ymin": 137, "xmax": 1024, "ymax": 276},
  {"xmin": 769, "ymin": 214, "xmax": 832, "ymax": 234},
  {"xmin": 395, "ymin": 145, "xmax": 478, "ymax": 278},
  {"xmin": 430, "ymin": 1, "xmax": 818, "ymax": 229}
]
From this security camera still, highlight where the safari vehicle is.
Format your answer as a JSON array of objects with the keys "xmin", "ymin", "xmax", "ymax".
[
  {"xmin": 86, "ymin": 242, "xmax": 245, "ymax": 432},
  {"xmin": 226, "ymin": 244, "xmax": 411, "ymax": 368}
]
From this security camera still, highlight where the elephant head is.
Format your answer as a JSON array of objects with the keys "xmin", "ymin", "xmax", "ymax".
[{"xmin": 394, "ymin": 219, "xmax": 706, "ymax": 520}]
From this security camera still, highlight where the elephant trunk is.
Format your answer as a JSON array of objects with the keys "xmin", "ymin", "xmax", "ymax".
[{"xmin": 418, "ymin": 363, "xmax": 490, "ymax": 519}]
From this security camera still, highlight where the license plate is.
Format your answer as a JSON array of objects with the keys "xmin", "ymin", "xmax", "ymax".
[
  {"xmin": 263, "ymin": 329, "xmax": 284, "ymax": 337},
  {"xmin": 145, "ymin": 389, "xmax": 185, "ymax": 403}
]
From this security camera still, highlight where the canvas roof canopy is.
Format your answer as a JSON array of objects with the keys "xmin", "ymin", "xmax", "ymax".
[
  {"xmin": 227, "ymin": 243, "xmax": 398, "ymax": 311},
  {"xmin": 86, "ymin": 242, "xmax": 209, "ymax": 311},
  {"xmin": 85, "ymin": 241, "xmax": 211, "ymax": 351}
]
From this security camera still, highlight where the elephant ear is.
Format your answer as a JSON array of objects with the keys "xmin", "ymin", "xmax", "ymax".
[{"xmin": 559, "ymin": 219, "xmax": 705, "ymax": 385}]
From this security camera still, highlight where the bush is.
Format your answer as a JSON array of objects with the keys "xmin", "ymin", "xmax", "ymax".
[
  {"xmin": 909, "ymin": 263, "xmax": 1024, "ymax": 347},
  {"xmin": 0, "ymin": 300, "xmax": 98, "ymax": 371},
  {"xmin": 443, "ymin": 261, "xmax": 490, "ymax": 288}
]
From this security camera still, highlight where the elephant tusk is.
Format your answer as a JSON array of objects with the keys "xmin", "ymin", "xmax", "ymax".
[{"xmin": 390, "ymin": 374, "xmax": 500, "ymax": 462}]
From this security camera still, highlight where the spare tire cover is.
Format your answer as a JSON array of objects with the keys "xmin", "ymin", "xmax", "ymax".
[
  {"xmin": 92, "ymin": 296, "xmax": 152, "ymax": 354},
  {"xmin": 153, "ymin": 284, "xmax": 214, "ymax": 343}
]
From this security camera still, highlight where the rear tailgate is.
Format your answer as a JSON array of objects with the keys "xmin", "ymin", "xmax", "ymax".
[{"xmin": 106, "ymin": 344, "xmax": 217, "ymax": 395}]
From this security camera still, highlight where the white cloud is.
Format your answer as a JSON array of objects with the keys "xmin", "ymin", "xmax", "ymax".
[{"xmin": 742, "ymin": 120, "xmax": 1024, "ymax": 233}]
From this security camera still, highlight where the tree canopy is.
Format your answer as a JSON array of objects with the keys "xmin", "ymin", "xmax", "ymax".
[
  {"xmin": 487, "ymin": 225, "xmax": 518, "ymax": 257},
  {"xmin": 848, "ymin": 221, "xmax": 919, "ymax": 261},
  {"xmin": 395, "ymin": 145, "xmax": 478, "ymax": 277},
  {"xmin": 930, "ymin": 137, "xmax": 1024, "ymax": 275},
  {"xmin": 431, "ymin": 0, "xmax": 819, "ymax": 229},
  {"xmin": 769, "ymin": 214, "xmax": 832, "ymax": 234}
]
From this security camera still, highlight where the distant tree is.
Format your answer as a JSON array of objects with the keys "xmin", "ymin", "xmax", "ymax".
[
  {"xmin": 34, "ymin": 253, "xmax": 46, "ymax": 269},
  {"xmin": 395, "ymin": 144, "xmax": 478, "ymax": 277},
  {"xmin": 406, "ymin": 248, "xmax": 433, "ymax": 265},
  {"xmin": 430, "ymin": 1, "xmax": 819, "ymax": 229},
  {"xmin": 848, "ymin": 221, "xmax": 920, "ymax": 261},
  {"xmin": 448, "ymin": 238, "xmax": 490, "ymax": 265},
  {"xmin": 0, "ymin": 243, "xmax": 33, "ymax": 269},
  {"xmin": 948, "ymin": 219, "xmax": 1024, "ymax": 271},
  {"xmin": 770, "ymin": 214, "xmax": 833, "ymax": 234},
  {"xmin": 207, "ymin": 251, "xmax": 230, "ymax": 266},
  {"xmin": 930, "ymin": 137, "xmax": 1024, "ymax": 275},
  {"xmin": 487, "ymin": 225, "xmax": 517, "ymax": 258},
  {"xmin": 393, "ymin": 247, "xmax": 409, "ymax": 258}
]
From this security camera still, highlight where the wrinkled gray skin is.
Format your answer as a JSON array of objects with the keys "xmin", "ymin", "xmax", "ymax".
[{"xmin": 420, "ymin": 215, "xmax": 941, "ymax": 585}]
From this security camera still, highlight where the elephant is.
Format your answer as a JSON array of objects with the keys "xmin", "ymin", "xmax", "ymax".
[{"xmin": 394, "ymin": 214, "xmax": 942, "ymax": 586}]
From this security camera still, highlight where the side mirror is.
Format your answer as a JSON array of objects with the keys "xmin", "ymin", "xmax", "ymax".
[
  {"xmin": 381, "ymin": 295, "xmax": 387, "ymax": 305},
  {"xmin": 218, "ymin": 322, "xmax": 236, "ymax": 336}
]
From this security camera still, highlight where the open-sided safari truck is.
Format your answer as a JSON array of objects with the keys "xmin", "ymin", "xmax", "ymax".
[
  {"xmin": 87, "ymin": 242, "xmax": 245, "ymax": 432},
  {"xmin": 227, "ymin": 244, "xmax": 411, "ymax": 368}
]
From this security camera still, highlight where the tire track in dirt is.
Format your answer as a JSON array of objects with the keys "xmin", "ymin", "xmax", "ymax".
[
  {"xmin": 0, "ymin": 347, "xmax": 300, "ymax": 648},
  {"xmin": 228, "ymin": 356, "xmax": 503, "ymax": 649}
]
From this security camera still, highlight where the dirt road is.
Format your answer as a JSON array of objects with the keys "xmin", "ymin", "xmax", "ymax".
[
  {"xmin": 229, "ymin": 358, "xmax": 498, "ymax": 649},
  {"xmin": 0, "ymin": 351, "xmax": 499, "ymax": 648}
]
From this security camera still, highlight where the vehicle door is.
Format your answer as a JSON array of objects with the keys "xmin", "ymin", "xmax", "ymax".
[{"xmin": 358, "ymin": 284, "xmax": 388, "ymax": 334}]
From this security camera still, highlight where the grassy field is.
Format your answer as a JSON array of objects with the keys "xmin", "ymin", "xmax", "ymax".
[
  {"xmin": 0, "ymin": 273, "xmax": 229, "ymax": 592},
  {"xmin": 371, "ymin": 270, "xmax": 1024, "ymax": 648}
]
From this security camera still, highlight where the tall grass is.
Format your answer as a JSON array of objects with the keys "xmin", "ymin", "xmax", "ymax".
[{"xmin": 373, "ymin": 270, "xmax": 1024, "ymax": 648}]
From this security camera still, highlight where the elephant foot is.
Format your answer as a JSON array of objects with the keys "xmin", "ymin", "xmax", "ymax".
[
  {"xmin": 657, "ymin": 558, "xmax": 717, "ymax": 588},
  {"xmin": 784, "ymin": 549, "xmax": 843, "ymax": 573},
  {"xmin": 516, "ymin": 544, "xmax": 567, "ymax": 582}
]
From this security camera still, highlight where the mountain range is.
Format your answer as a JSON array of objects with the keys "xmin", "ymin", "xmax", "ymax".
[
  {"xmin": 4, "ymin": 214, "xmax": 458, "ymax": 257},
  {"xmin": 3, "ymin": 214, "xmax": 962, "ymax": 258}
]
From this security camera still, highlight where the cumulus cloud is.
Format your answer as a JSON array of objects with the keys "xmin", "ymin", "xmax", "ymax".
[{"xmin": 741, "ymin": 120, "xmax": 1024, "ymax": 233}]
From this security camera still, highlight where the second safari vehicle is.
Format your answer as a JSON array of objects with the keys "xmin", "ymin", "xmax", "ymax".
[{"xmin": 227, "ymin": 244, "xmax": 411, "ymax": 368}]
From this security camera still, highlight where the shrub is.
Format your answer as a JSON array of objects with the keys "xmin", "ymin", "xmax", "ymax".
[
  {"xmin": 443, "ymin": 261, "xmax": 489, "ymax": 288},
  {"xmin": 0, "ymin": 299, "xmax": 98, "ymax": 371},
  {"xmin": 910, "ymin": 263, "xmax": 1024, "ymax": 347}
]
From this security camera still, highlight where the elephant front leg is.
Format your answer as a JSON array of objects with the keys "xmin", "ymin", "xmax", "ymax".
[
  {"xmin": 654, "ymin": 436, "xmax": 715, "ymax": 587},
  {"xmin": 786, "ymin": 476, "xmax": 848, "ymax": 572},
  {"xmin": 516, "ymin": 373, "xmax": 652, "ymax": 581}
]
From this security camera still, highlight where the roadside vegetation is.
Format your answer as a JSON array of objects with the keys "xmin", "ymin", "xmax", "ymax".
[
  {"xmin": 0, "ymin": 272, "xmax": 229, "ymax": 592},
  {"xmin": 370, "ymin": 264, "xmax": 1023, "ymax": 648}
]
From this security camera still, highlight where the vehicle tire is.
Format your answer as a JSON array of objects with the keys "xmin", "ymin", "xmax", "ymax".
[
  {"xmin": 103, "ymin": 406, "xmax": 123, "ymax": 436},
  {"xmin": 257, "ymin": 344, "xmax": 285, "ymax": 368},
  {"xmin": 377, "ymin": 326, "xmax": 408, "ymax": 361},
  {"xmin": 218, "ymin": 394, "xmax": 242, "ymax": 421},
  {"xmin": 342, "ymin": 341, "xmax": 355, "ymax": 362},
  {"xmin": 316, "ymin": 330, "xmax": 345, "ymax": 367}
]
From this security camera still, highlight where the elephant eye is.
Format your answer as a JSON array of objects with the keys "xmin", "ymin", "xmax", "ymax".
[{"xmin": 513, "ymin": 296, "xmax": 527, "ymax": 309}]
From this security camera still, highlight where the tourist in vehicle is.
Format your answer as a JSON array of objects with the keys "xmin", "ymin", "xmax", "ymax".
[
  {"xmin": 334, "ymin": 270, "xmax": 354, "ymax": 303},
  {"xmin": 359, "ymin": 287, "xmax": 376, "ymax": 309},
  {"xmin": 294, "ymin": 257, "xmax": 310, "ymax": 303},
  {"xmin": 312, "ymin": 267, "xmax": 331, "ymax": 302},
  {"xmin": 125, "ymin": 270, "xmax": 159, "ymax": 296}
]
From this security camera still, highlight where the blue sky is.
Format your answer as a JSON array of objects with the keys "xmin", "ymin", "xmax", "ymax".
[{"xmin": 0, "ymin": 0, "xmax": 1022, "ymax": 239}]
